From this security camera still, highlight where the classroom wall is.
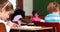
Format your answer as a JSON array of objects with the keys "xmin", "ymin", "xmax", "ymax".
[
  {"xmin": 33, "ymin": 0, "xmax": 60, "ymax": 16},
  {"xmin": 23, "ymin": 0, "xmax": 33, "ymax": 16},
  {"xmin": 9, "ymin": 0, "xmax": 16, "ymax": 10},
  {"xmin": 8, "ymin": 0, "xmax": 60, "ymax": 16}
]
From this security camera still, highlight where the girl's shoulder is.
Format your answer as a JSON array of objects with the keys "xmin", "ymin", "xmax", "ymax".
[
  {"xmin": 0, "ymin": 20, "xmax": 7, "ymax": 25},
  {"xmin": 46, "ymin": 13, "xmax": 58, "ymax": 17},
  {"xmin": 0, "ymin": 20, "xmax": 5, "ymax": 22}
]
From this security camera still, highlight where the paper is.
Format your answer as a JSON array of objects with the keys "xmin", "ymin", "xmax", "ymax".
[{"xmin": 21, "ymin": 26, "xmax": 42, "ymax": 28}]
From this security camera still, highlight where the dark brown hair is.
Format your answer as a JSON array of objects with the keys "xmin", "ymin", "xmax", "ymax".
[{"xmin": 47, "ymin": 2, "xmax": 59, "ymax": 13}]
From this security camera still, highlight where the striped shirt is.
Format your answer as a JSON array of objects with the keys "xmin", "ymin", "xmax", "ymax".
[{"xmin": 45, "ymin": 13, "xmax": 60, "ymax": 23}]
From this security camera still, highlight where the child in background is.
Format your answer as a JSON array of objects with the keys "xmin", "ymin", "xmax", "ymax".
[
  {"xmin": 31, "ymin": 10, "xmax": 45, "ymax": 22},
  {"xmin": 12, "ymin": 9, "xmax": 26, "ymax": 26},
  {"xmin": 45, "ymin": 2, "xmax": 60, "ymax": 23}
]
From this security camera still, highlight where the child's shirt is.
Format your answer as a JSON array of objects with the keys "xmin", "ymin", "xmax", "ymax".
[
  {"xmin": 0, "ymin": 20, "xmax": 14, "ymax": 32},
  {"xmin": 31, "ymin": 17, "xmax": 43, "ymax": 22},
  {"xmin": 45, "ymin": 13, "xmax": 60, "ymax": 23},
  {"xmin": 13, "ymin": 15, "xmax": 22, "ymax": 26}
]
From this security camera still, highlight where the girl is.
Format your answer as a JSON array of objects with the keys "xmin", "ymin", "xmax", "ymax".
[
  {"xmin": 31, "ymin": 10, "xmax": 44, "ymax": 22},
  {"xmin": 12, "ymin": 9, "xmax": 26, "ymax": 26},
  {"xmin": 0, "ymin": 0, "xmax": 18, "ymax": 32}
]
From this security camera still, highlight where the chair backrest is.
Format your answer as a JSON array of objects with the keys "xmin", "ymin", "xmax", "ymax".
[
  {"xmin": 0, "ymin": 23, "xmax": 6, "ymax": 32},
  {"xmin": 12, "ymin": 21, "xmax": 18, "ymax": 24},
  {"xmin": 34, "ymin": 21, "xmax": 60, "ymax": 32}
]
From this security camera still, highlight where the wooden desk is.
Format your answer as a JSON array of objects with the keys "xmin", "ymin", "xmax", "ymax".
[{"xmin": 11, "ymin": 26, "xmax": 53, "ymax": 32}]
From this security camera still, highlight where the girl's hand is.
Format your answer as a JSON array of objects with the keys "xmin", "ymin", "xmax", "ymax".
[
  {"xmin": 7, "ymin": 21, "xmax": 13, "ymax": 27},
  {"xmin": 7, "ymin": 21, "xmax": 19, "ymax": 27},
  {"xmin": 13, "ymin": 23, "xmax": 19, "ymax": 27}
]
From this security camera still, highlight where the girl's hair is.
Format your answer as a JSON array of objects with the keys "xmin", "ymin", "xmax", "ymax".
[
  {"xmin": 32, "ymin": 10, "xmax": 39, "ymax": 16},
  {"xmin": 0, "ymin": 0, "xmax": 7, "ymax": 6},
  {"xmin": 0, "ymin": 0, "xmax": 13, "ymax": 11},
  {"xmin": 5, "ymin": 4, "xmax": 13, "ymax": 11},
  {"xmin": 0, "ymin": 0, "xmax": 8, "ymax": 7},
  {"xmin": 47, "ymin": 2, "xmax": 59, "ymax": 13}
]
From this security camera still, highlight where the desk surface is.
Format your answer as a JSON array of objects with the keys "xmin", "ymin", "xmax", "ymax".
[{"xmin": 11, "ymin": 26, "xmax": 53, "ymax": 30}]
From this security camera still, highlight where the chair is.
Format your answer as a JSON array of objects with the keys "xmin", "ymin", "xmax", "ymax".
[
  {"xmin": 12, "ymin": 21, "xmax": 18, "ymax": 24},
  {"xmin": 34, "ymin": 21, "xmax": 60, "ymax": 32},
  {"xmin": 0, "ymin": 23, "xmax": 6, "ymax": 32}
]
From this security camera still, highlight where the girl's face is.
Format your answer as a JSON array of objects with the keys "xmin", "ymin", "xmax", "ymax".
[
  {"xmin": 0, "ymin": 1, "xmax": 13, "ymax": 20},
  {"xmin": 34, "ymin": 13, "xmax": 39, "ymax": 17},
  {"xmin": 0, "ymin": 9, "xmax": 13, "ymax": 20}
]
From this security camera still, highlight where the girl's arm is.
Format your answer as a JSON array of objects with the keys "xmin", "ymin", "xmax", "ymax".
[{"xmin": 7, "ymin": 21, "xmax": 19, "ymax": 27}]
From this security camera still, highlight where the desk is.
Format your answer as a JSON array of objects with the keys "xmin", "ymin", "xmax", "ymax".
[{"xmin": 11, "ymin": 26, "xmax": 53, "ymax": 32}]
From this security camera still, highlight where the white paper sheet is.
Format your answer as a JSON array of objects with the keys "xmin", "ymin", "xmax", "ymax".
[{"xmin": 21, "ymin": 26, "xmax": 42, "ymax": 28}]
